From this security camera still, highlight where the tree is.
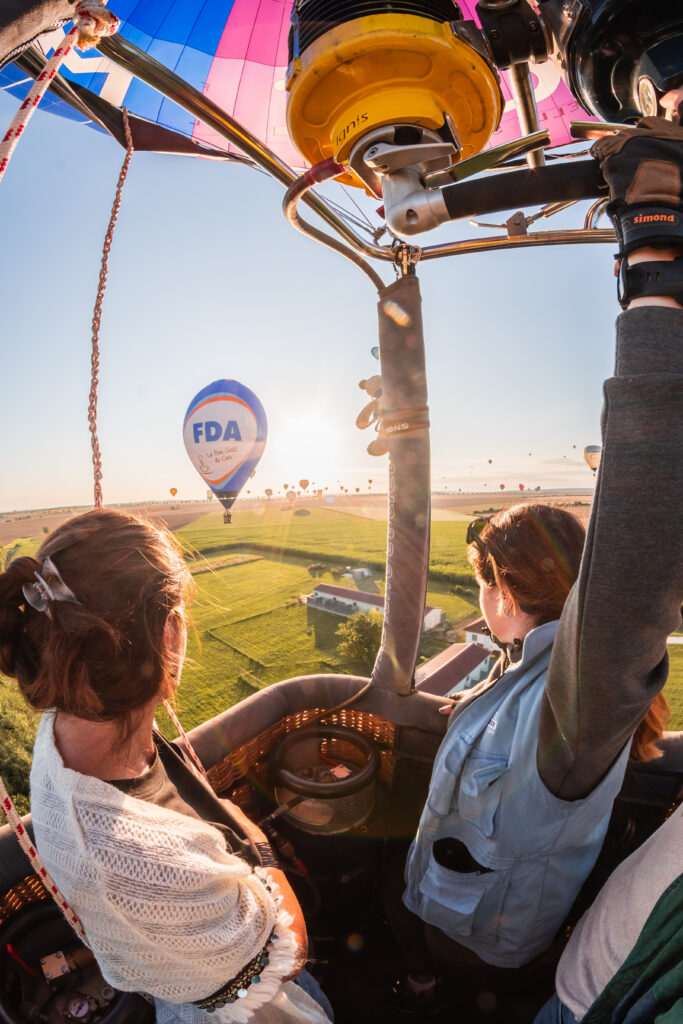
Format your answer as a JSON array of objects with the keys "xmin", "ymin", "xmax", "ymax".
[{"xmin": 336, "ymin": 611, "xmax": 383, "ymax": 673}]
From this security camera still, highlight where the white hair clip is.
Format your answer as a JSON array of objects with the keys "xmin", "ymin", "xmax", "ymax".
[{"xmin": 22, "ymin": 557, "xmax": 81, "ymax": 618}]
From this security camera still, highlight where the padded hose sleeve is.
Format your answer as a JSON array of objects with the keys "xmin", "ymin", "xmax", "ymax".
[{"xmin": 442, "ymin": 161, "xmax": 606, "ymax": 221}]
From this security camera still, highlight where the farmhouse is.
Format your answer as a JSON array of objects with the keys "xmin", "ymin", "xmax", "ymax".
[
  {"xmin": 305, "ymin": 583, "xmax": 444, "ymax": 632},
  {"xmin": 464, "ymin": 616, "xmax": 497, "ymax": 652},
  {"xmin": 415, "ymin": 642, "xmax": 494, "ymax": 698}
]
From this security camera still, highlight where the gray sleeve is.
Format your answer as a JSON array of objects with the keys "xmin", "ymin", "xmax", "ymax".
[{"xmin": 538, "ymin": 307, "xmax": 683, "ymax": 801}]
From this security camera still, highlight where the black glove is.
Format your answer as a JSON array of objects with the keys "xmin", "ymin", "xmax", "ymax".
[{"xmin": 592, "ymin": 101, "xmax": 683, "ymax": 257}]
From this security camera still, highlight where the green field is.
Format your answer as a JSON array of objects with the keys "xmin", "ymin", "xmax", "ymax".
[
  {"xmin": 178, "ymin": 507, "xmax": 474, "ymax": 582},
  {"xmin": 1, "ymin": 507, "xmax": 682, "ymax": 815}
]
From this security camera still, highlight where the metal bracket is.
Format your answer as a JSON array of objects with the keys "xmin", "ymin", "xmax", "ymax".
[
  {"xmin": 348, "ymin": 125, "xmax": 458, "ymax": 199},
  {"xmin": 393, "ymin": 242, "xmax": 422, "ymax": 276}
]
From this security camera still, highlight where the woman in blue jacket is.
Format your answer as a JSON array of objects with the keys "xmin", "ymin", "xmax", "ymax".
[{"xmin": 393, "ymin": 104, "xmax": 683, "ymax": 1011}]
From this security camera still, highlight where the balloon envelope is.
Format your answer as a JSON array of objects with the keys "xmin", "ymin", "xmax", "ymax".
[
  {"xmin": 299, "ymin": 479, "xmax": 309, "ymax": 490},
  {"xmin": 183, "ymin": 379, "xmax": 267, "ymax": 512},
  {"xmin": 0, "ymin": 2, "xmax": 597, "ymax": 172},
  {"xmin": 583, "ymin": 445, "xmax": 602, "ymax": 472},
  {"xmin": 286, "ymin": 490, "xmax": 296, "ymax": 504},
  {"xmin": 169, "ymin": 488, "xmax": 177, "ymax": 497}
]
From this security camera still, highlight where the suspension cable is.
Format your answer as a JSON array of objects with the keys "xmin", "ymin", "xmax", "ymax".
[{"xmin": 88, "ymin": 107, "xmax": 134, "ymax": 507}]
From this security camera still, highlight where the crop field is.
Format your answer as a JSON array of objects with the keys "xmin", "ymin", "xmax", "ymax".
[
  {"xmin": 1, "ymin": 503, "xmax": 682, "ymax": 814},
  {"xmin": 178, "ymin": 506, "xmax": 474, "ymax": 582},
  {"xmin": 166, "ymin": 548, "xmax": 480, "ymax": 731}
]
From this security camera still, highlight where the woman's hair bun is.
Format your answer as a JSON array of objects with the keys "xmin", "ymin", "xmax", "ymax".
[{"xmin": 0, "ymin": 556, "xmax": 42, "ymax": 680}]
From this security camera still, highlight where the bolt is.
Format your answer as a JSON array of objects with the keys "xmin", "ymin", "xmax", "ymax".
[
  {"xmin": 490, "ymin": 29, "xmax": 500, "ymax": 39},
  {"xmin": 367, "ymin": 147, "xmax": 378, "ymax": 157},
  {"xmin": 56, "ymin": 951, "xmax": 63, "ymax": 958},
  {"xmin": 529, "ymin": 20, "xmax": 539, "ymax": 30},
  {"xmin": 45, "ymin": 972, "xmax": 52, "ymax": 979},
  {"xmin": 61, "ymin": 965, "xmax": 68, "ymax": 974}
]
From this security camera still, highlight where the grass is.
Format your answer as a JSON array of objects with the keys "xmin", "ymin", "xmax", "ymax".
[
  {"xmin": 665, "ymin": 646, "xmax": 683, "ymax": 730},
  {"xmin": 178, "ymin": 507, "xmax": 474, "ymax": 582},
  {"xmin": 1, "ymin": 506, "xmax": 681, "ymax": 814}
]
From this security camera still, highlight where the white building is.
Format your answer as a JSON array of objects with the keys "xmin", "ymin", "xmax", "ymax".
[
  {"xmin": 415, "ymin": 642, "xmax": 494, "ymax": 698},
  {"xmin": 464, "ymin": 616, "xmax": 497, "ymax": 652},
  {"xmin": 306, "ymin": 583, "xmax": 444, "ymax": 632}
]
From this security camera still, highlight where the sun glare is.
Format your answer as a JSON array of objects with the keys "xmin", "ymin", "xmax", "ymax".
[{"xmin": 263, "ymin": 412, "xmax": 345, "ymax": 487}]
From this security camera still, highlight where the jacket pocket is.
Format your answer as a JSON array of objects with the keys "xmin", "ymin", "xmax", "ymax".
[
  {"xmin": 418, "ymin": 850, "xmax": 500, "ymax": 938},
  {"xmin": 457, "ymin": 751, "xmax": 509, "ymax": 838}
]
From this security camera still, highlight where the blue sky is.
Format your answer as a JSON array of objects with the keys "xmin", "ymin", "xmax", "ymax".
[{"xmin": 0, "ymin": 90, "xmax": 617, "ymax": 512}]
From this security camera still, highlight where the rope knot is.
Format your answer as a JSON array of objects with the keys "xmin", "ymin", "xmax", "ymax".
[{"xmin": 75, "ymin": 2, "xmax": 120, "ymax": 48}]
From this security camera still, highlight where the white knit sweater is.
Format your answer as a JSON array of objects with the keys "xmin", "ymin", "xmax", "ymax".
[{"xmin": 30, "ymin": 711, "xmax": 329, "ymax": 1024}]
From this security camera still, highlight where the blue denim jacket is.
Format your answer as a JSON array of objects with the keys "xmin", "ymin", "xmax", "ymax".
[{"xmin": 403, "ymin": 621, "xmax": 631, "ymax": 968}]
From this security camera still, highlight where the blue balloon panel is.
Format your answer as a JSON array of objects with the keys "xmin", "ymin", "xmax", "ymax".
[{"xmin": 183, "ymin": 379, "xmax": 267, "ymax": 511}]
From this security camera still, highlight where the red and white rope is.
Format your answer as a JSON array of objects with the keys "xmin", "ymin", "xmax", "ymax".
[
  {"xmin": 0, "ymin": 2, "xmax": 120, "ymax": 185},
  {"xmin": 0, "ymin": 777, "xmax": 88, "ymax": 942},
  {"xmin": 163, "ymin": 700, "xmax": 209, "ymax": 778},
  {"xmin": 89, "ymin": 107, "xmax": 134, "ymax": 508}
]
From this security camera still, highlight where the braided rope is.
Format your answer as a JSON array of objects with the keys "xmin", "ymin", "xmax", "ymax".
[
  {"xmin": 88, "ymin": 107, "xmax": 134, "ymax": 508},
  {"xmin": 0, "ymin": 778, "xmax": 87, "ymax": 942},
  {"xmin": 163, "ymin": 700, "xmax": 209, "ymax": 778},
  {"xmin": 0, "ymin": 3, "xmax": 120, "ymax": 186}
]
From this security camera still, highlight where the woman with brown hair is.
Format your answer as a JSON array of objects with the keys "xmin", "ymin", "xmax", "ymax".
[
  {"xmin": 392, "ymin": 109, "xmax": 683, "ymax": 1014},
  {"xmin": 0, "ymin": 508, "xmax": 331, "ymax": 1024}
]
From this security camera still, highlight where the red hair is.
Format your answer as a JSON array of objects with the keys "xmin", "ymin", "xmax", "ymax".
[
  {"xmin": 467, "ymin": 503, "xmax": 585, "ymax": 625},
  {"xmin": 467, "ymin": 503, "xmax": 667, "ymax": 762},
  {"xmin": 0, "ymin": 508, "xmax": 194, "ymax": 742}
]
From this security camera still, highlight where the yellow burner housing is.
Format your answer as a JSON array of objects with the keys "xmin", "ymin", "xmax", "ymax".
[{"xmin": 286, "ymin": 13, "xmax": 503, "ymax": 188}]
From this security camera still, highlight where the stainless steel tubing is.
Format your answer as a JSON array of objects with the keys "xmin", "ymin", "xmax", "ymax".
[
  {"xmin": 508, "ymin": 63, "xmax": 545, "ymax": 168},
  {"xmin": 419, "ymin": 227, "xmax": 614, "ymax": 259}
]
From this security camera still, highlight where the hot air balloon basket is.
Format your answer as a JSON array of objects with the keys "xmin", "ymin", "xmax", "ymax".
[{"xmin": 206, "ymin": 710, "xmax": 395, "ymax": 805}]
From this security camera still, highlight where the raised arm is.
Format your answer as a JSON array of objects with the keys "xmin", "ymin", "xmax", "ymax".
[{"xmin": 538, "ymin": 104, "xmax": 683, "ymax": 801}]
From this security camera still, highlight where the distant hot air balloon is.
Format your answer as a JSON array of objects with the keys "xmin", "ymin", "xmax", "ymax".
[
  {"xmin": 488, "ymin": 459, "xmax": 492, "ymax": 464},
  {"xmin": 583, "ymin": 445, "xmax": 602, "ymax": 473},
  {"xmin": 169, "ymin": 488, "xmax": 177, "ymax": 497},
  {"xmin": 535, "ymin": 485, "xmax": 541, "ymax": 492},
  {"xmin": 206, "ymin": 489, "xmax": 214, "ymax": 502},
  {"xmin": 284, "ymin": 484, "xmax": 289, "ymax": 491},
  {"xmin": 299, "ymin": 478, "xmax": 309, "ymax": 490},
  {"xmin": 286, "ymin": 490, "xmax": 296, "ymax": 504},
  {"xmin": 519, "ymin": 484, "xmax": 525, "ymax": 491},
  {"xmin": 183, "ymin": 379, "xmax": 267, "ymax": 519},
  {"xmin": 371, "ymin": 346, "xmax": 380, "ymax": 360},
  {"xmin": 499, "ymin": 484, "xmax": 505, "ymax": 490},
  {"xmin": 355, "ymin": 487, "xmax": 360, "ymax": 493},
  {"xmin": 265, "ymin": 488, "xmax": 273, "ymax": 498}
]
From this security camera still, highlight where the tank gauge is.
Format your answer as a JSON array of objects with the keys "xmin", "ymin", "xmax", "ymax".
[{"xmin": 65, "ymin": 994, "xmax": 91, "ymax": 1021}]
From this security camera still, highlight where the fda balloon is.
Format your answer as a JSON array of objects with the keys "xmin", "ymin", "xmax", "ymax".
[{"xmin": 183, "ymin": 380, "xmax": 267, "ymax": 513}]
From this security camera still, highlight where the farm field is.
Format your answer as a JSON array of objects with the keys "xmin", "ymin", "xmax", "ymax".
[
  {"xmin": 1, "ymin": 497, "xmax": 681, "ymax": 815},
  {"xmin": 179, "ymin": 506, "xmax": 476, "ymax": 581}
]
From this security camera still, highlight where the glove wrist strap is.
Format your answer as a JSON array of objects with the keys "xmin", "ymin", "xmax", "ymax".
[{"xmin": 610, "ymin": 203, "xmax": 683, "ymax": 257}]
